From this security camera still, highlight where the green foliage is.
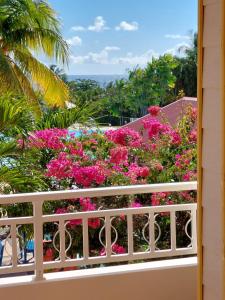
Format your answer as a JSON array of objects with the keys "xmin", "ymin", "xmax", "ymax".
[
  {"xmin": 127, "ymin": 54, "xmax": 178, "ymax": 111},
  {"xmin": 0, "ymin": 94, "xmax": 46, "ymax": 193}
]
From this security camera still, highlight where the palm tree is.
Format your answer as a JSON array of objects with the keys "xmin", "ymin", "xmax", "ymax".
[{"xmin": 0, "ymin": 0, "xmax": 69, "ymax": 108}]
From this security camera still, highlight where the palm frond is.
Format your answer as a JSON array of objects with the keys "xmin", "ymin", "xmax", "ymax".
[
  {"xmin": 14, "ymin": 47, "xmax": 69, "ymax": 106},
  {"xmin": 0, "ymin": 48, "xmax": 22, "ymax": 93},
  {"xmin": 0, "ymin": 93, "xmax": 34, "ymax": 133},
  {"xmin": 0, "ymin": 166, "xmax": 46, "ymax": 193},
  {"xmin": 36, "ymin": 101, "xmax": 101, "ymax": 130},
  {"xmin": 0, "ymin": 0, "xmax": 68, "ymax": 64},
  {"xmin": 0, "ymin": 141, "xmax": 18, "ymax": 157}
]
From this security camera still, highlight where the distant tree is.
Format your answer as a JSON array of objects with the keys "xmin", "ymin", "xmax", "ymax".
[
  {"xmin": 125, "ymin": 54, "xmax": 178, "ymax": 115},
  {"xmin": 174, "ymin": 33, "xmax": 197, "ymax": 97},
  {"xmin": 50, "ymin": 65, "xmax": 68, "ymax": 83},
  {"xmin": 68, "ymin": 79, "xmax": 104, "ymax": 106}
]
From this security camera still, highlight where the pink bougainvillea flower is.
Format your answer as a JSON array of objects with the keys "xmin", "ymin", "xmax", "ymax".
[
  {"xmin": 67, "ymin": 142, "xmax": 84, "ymax": 157},
  {"xmin": 109, "ymin": 146, "xmax": 128, "ymax": 165},
  {"xmin": 139, "ymin": 166, "xmax": 150, "ymax": 177},
  {"xmin": 151, "ymin": 192, "xmax": 167, "ymax": 206},
  {"xmin": 130, "ymin": 201, "xmax": 142, "ymax": 208},
  {"xmin": 46, "ymin": 152, "xmax": 73, "ymax": 179},
  {"xmin": 99, "ymin": 244, "xmax": 126, "ymax": 256},
  {"xmin": 154, "ymin": 162, "xmax": 164, "ymax": 171},
  {"xmin": 28, "ymin": 128, "xmax": 68, "ymax": 150},
  {"xmin": 143, "ymin": 117, "xmax": 171, "ymax": 139},
  {"xmin": 191, "ymin": 107, "xmax": 197, "ymax": 120},
  {"xmin": 79, "ymin": 197, "xmax": 96, "ymax": 211},
  {"xmin": 55, "ymin": 208, "xmax": 67, "ymax": 214},
  {"xmin": 171, "ymin": 131, "xmax": 182, "ymax": 146},
  {"xmin": 72, "ymin": 165, "xmax": 106, "ymax": 187},
  {"xmin": 183, "ymin": 171, "xmax": 197, "ymax": 181},
  {"xmin": 112, "ymin": 243, "xmax": 126, "ymax": 254},
  {"xmin": 79, "ymin": 198, "xmax": 100, "ymax": 229},
  {"xmin": 148, "ymin": 106, "xmax": 161, "ymax": 116},
  {"xmin": 105, "ymin": 128, "xmax": 142, "ymax": 148},
  {"xmin": 55, "ymin": 207, "xmax": 82, "ymax": 228},
  {"xmin": 189, "ymin": 130, "xmax": 197, "ymax": 143}
]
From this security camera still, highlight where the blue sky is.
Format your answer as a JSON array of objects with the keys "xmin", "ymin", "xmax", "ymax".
[{"xmin": 48, "ymin": 0, "xmax": 197, "ymax": 75}]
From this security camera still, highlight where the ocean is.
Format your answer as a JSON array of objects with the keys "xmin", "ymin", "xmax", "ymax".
[{"xmin": 67, "ymin": 74, "xmax": 128, "ymax": 87}]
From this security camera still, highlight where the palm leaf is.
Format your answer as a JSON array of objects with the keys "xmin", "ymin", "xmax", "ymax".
[
  {"xmin": 0, "ymin": 166, "xmax": 46, "ymax": 193},
  {"xmin": 0, "ymin": 94, "xmax": 34, "ymax": 133},
  {"xmin": 13, "ymin": 47, "xmax": 69, "ymax": 106},
  {"xmin": 0, "ymin": 48, "xmax": 22, "ymax": 93},
  {"xmin": 0, "ymin": 141, "xmax": 18, "ymax": 157}
]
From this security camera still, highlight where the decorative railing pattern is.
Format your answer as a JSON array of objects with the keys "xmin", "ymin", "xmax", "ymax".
[{"xmin": 0, "ymin": 181, "xmax": 197, "ymax": 280}]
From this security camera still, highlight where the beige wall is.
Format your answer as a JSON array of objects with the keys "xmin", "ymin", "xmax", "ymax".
[
  {"xmin": 201, "ymin": 0, "xmax": 224, "ymax": 299},
  {"xmin": 0, "ymin": 260, "xmax": 197, "ymax": 300}
]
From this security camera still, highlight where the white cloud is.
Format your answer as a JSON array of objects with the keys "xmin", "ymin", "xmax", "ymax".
[
  {"xmin": 104, "ymin": 46, "xmax": 120, "ymax": 51},
  {"xmin": 66, "ymin": 36, "xmax": 82, "ymax": 46},
  {"xmin": 112, "ymin": 50, "xmax": 158, "ymax": 65},
  {"xmin": 70, "ymin": 46, "xmax": 120, "ymax": 65},
  {"xmin": 165, "ymin": 34, "xmax": 191, "ymax": 40},
  {"xmin": 70, "ymin": 16, "xmax": 109, "ymax": 33},
  {"xmin": 88, "ymin": 16, "xmax": 109, "ymax": 32},
  {"xmin": 164, "ymin": 42, "xmax": 190, "ymax": 56},
  {"xmin": 70, "ymin": 48, "xmax": 158, "ymax": 66},
  {"xmin": 70, "ymin": 55, "xmax": 89, "ymax": 64},
  {"xmin": 115, "ymin": 21, "xmax": 139, "ymax": 31},
  {"xmin": 71, "ymin": 26, "xmax": 85, "ymax": 32}
]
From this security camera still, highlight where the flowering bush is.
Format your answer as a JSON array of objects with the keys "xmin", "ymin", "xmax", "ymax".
[{"xmin": 18, "ymin": 105, "xmax": 197, "ymax": 259}]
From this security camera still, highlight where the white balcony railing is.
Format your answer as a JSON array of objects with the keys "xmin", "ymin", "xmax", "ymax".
[{"xmin": 0, "ymin": 181, "xmax": 197, "ymax": 281}]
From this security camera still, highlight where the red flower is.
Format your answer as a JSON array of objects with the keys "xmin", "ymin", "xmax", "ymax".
[{"xmin": 148, "ymin": 106, "xmax": 161, "ymax": 116}]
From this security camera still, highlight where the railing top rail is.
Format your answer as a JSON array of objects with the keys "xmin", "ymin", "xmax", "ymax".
[
  {"xmin": 0, "ymin": 181, "xmax": 197, "ymax": 205},
  {"xmin": 0, "ymin": 203, "xmax": 197, "ymax": 224}
]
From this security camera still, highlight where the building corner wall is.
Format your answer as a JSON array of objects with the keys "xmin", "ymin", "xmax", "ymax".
[{"xmin": 199, "ymin": 0, "xmax": 225, "ymax": 299}]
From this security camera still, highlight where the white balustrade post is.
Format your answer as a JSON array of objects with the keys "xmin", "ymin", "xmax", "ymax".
[
  {"xmin": 127, "ymin": 214, "xmax": 134, "ymax": 256},
  {"xmin": 170, "ymin": 210, "xmax": 176, "ymax": 252},
  {"xmin": 149, "ymin": 211, "xmax": 155, "ymax": 253},
  {"xmin": 105, "ymin": 215, "xmax": 112, "ymax": 257},
  {"xmin": 191, "ymin": 208, "xmax": 197, "ymax": 251},
  {"xmin": 33, "ymin": 200, "xmax": 44, "ymax": 281}
]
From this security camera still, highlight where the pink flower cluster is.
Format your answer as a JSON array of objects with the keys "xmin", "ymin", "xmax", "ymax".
[
  {"xmin": 55, "ymin": 198, "xmax": 100, "ymax": 229},
  {"xmin": 100, "ymin": 243, "xmax": 126, "ymax": 256},
  {"xmin": 175, "ymin": 150, "xmax": 194, "ymax": 170},
  {"xmin": 67, "ymin": 142, "xmax": 84, "ymax": 157},
  {"xmin": 109, "ymin": 146, "xmax": 128, "ymax": 165},
  {"xmin": 106, "ymin": 128, "xmax": 142, "ymax": 147},
  {"xmin": 170, "ymin": 131, "xmax": 182, "ymax": 145},
  {"xmin": 130, "ymin": 201, "xmax": 142, "ymax": 208},
  {"xmin": 126, "ymin": 163, "xmax": 150, "ymax": 183},
  {"xmin": 28, "ymin": 129, "xmax": 68, "ymax": 150},
  {"xmin": 46, "ymin": 153, "xmax": 106, "ymax": 187},
  {"xmin": 148, "ymin": 106, "xmax": 161, "ymax": 116},
  {"xmin": 189, "ymin": 130, "xmax": 197, "ymax": 143},
  {"xmin": 143, "ymin": 117, "xmax": 171, "ymax": 139},
  {"xmin": 46, "ymin": 152, "xmax": 72, "ymax": 179},
  {"xmin": 112, "ymin": 243, "xmax": 126, "ymax": 254},
  {"xmin": 183, "ymin": 171, "xmax": 197, "ymax": 181},
  {"xmin": 151, "ymin": 192, "xmax": 173, "ymax": 206},
  {"xmin": 72, "ymin": 165, "xmax": 106, "ymax": 187}
]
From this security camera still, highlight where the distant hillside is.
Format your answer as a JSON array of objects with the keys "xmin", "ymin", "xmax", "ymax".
[{"xmin": 67, "ymin": 74, "xmax": 127, "ymax": 87}]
